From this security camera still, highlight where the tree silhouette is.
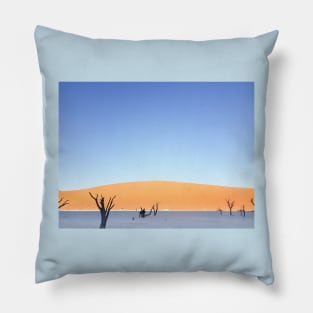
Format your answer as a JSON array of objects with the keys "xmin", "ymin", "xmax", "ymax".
[
  {"xmin": 241, "ymin": 204, "xmax": 246, "ymax": 217},
  {"xmin": 58, "ymin": 197, "xmax": 69, "ymax": 209},
  {"xmin": 217, "ymin": 207, "xmax": 223, "ymax": 215},
  {"xmin": 145, "ymin": 208, "xmax": 153, "ymax": 217},
  {"xmin": 152, "ymin": 202, "xmax": 159, "ymax": 216},
  {"xmin": 226, "ymin": 199, "xmax": 235, "ymax": 216},
  {"xmin": 139, "ymin": 207, "xmax": 147, "ymax": 218},
  {"xmin": 89, "ymin": 192, "xmax": 116, "ymax": 228},
  {"xmin": 250, "ymin": 198, "xmax": 254, "ymax": 208}
]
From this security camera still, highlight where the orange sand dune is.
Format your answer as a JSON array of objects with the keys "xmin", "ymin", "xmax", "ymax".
[
  {"xmin": 59, "ymin": 181, "xmax": 254, "ymax": 211},
  {"xmin": 59, "ymin": 181, "xmax": 254, "ymax": 212}
]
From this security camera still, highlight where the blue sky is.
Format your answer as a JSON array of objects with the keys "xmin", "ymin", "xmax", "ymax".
[{"xmin": 59, "ymin": 82, "xmax": 254, "ymax": 190}]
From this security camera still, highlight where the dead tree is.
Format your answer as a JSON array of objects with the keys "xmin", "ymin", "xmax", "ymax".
[
  {"xmin": 139, "ymin": 207, "xmax": 146, "ymax": 218},
  {"xmin": 250, "ymin": 198, "xmax": 255, "ymax": 212},
  {"xmin": 152, "ymin": 202, "xmax": 159, "ymax": 216},
  {"xmin": 89, "ymin": 192, "xmax": 116, "ymax": 228},
  {"xmin": 241, "ymin": 204, "xmax": 246, "ymax": 217},
  {"xmin": 217, "ymin": 207, "xmax": 223, "ymax": 215},
  {"xmin": 58, "ymin": 197, "xmax": 69, "ymax": 209},
  {"xmin": 226, "ymin": 199, "xmax": 235, "ymax": 216},
  {"xmin": 143, "ymin": 209, "xmax": 153, "ymax": 217}
]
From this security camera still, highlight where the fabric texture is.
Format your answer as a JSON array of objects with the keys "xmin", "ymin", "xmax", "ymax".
[{"xmin": 34, "ymin": 25, "xmax": 278, "ymax": 284}]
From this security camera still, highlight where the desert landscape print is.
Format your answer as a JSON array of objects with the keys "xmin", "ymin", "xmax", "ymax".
[{"xmin": 59, "ymin": 82, "xmax": 254, "ymax": 228}]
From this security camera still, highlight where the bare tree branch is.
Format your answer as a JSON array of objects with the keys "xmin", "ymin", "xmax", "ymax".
[
  {"xmin": 58, "ymin": 198, "xmax": 69, "ymax": 209},
  {"xmin": 89, "ymin": 192, "xmax": 102, "ymax": 210},
  {"xmin": 107, "ymin": 195, "xmax": 116, "ymax": 211}
]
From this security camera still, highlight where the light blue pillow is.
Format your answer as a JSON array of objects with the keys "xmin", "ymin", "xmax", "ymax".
[{"xmin": 35, "ymin": 25, "xmax": 278, "ymax": 284}]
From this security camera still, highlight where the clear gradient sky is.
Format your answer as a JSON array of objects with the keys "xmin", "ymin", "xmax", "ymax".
[{"xmin": 59, "ymin": 82, "xmax": 254, "ymax": 191}]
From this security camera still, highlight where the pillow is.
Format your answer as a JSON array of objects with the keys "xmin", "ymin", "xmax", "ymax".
[{"xmin": 34, "ymin": 25, "xmax": 278, "ymax": 284}]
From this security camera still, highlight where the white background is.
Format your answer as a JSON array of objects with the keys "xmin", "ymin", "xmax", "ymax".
[{"xmin": 0, "ymin": 0, "xmax": 312, "ymax": 312}]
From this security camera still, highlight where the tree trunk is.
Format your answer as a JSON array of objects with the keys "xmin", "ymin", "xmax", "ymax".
[
  {"xmin": 100, "ymin": 210, "xmax": 106, "ymax": 228},
  {"xmin": 103, "ymin": 210, "xmax": 111, "ymax": 228}
]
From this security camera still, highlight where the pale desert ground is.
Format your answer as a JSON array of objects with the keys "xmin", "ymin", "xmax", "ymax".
[{"xmin": 59, "ymin": 210, "xmax": 254, "ymax": 228}]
